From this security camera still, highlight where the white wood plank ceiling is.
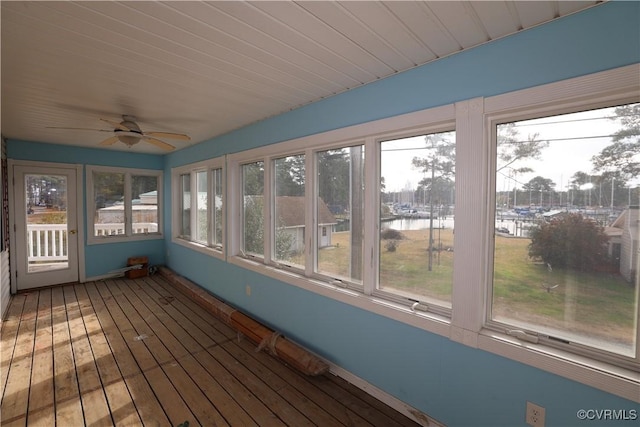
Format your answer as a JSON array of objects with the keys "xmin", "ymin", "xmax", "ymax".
[{"xmin": 1, "ymin": 1, "xmax": 601, "ymax": 153}]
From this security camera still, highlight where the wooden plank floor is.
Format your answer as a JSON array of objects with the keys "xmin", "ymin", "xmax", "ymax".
[{"xmin": 1, "ymin": 275, "xmax": 421, "ymax": 426}]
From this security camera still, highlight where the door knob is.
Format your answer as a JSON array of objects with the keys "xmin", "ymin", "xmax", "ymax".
[{"xmin": 69, "ymin": 229, "xmax": 77, "ymax": 234}]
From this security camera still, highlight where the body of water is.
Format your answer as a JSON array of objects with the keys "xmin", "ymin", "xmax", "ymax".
[
  {"xmin": 338, "ymin": 216, "xmax": 532, "ymax": 237},
  {"xmin": 381, "ymin": 217, "xmax": 454, "ymax": 231}
]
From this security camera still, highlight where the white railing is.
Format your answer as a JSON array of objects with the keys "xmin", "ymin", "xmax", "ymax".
[
  {"xmin": 27, "ymin": 224, "xmax": 67, "ymax": 262},
  {"xmin": 27, "ymin": 223, "xmax": 158, "ymax": 262},
  {"xmin": 95, "ymin": 223, "xmax": 158, "ymax": 236}
]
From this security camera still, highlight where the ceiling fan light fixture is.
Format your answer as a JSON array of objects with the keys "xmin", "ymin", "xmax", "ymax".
[{"xmin": 116, "ymin": 131, "xmax": 142, "ymax": 147}]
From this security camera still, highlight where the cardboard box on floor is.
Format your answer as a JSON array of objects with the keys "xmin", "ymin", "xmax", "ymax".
[{"xmin": 125, "ymin": 256, "xmax": 148, "ymax": 279}]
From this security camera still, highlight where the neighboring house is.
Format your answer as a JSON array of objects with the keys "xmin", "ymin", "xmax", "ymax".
[
  {"xmin": 96, "ymin": 190, "xmax": 158, "ymax": 231},
  {"xmin": 607, "ymin": 206, "xmax": 639, "ymax": 282},
  {"xmin": 276, "ymin": 196, "xmax": 336, "ymax": 250}
]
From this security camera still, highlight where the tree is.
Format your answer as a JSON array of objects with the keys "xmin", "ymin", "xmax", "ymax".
[
  {"xmin": 242, "ymin": 162, "xmax": 264, "ymax": 255},
  {"xmin": 528, "ymin": 213, "xmax": 609, "ymax": 272},
  {"xmin": 317, "ymin": 149, "xmax": 350, "ymax": 212},
  {"xmin": 591, "ymin": 104, "xmax": 640, "ymax": 183},
  {"xmin": 93, "ymin": 172, "xmax": 124, "ymax": 208},
  {"xmin": 132, "ymin": 175, "xmax": 157, "ymax": 200},
  {"xmin": 496, "ymin": 123, "xmax": 549, "ymax": 175},
  {"xmin": 523, "ymin": 176, "xmax": 556, "ymax": 206},
  {"xmin": 243, "ymin": 195, "xmax": 264, "ymax": 255},
  {"xmin": 411, "ymin": 133, "xmax": 455, "ymax": 270},
  {"xmin": 275, "ymin": 155, "xmax": 304, "ymax": 197}
]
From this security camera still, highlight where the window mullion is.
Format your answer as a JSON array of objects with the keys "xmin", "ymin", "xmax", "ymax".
[
  {"xmin": 263, "ymin": 157, "xmax": 273, "ymax": 264},
  {"xmin": 124, "ymin": 172, "xmax": 132, "ymax": 236},
  {"xmin": 362, "ymin": 137, "xmax": 377, "ymax": 295},
  {"xmin": 207, "ymin": 169, "xmax": 213, "ymax": 246},
  {"xmin": 450, "ymin": 98, "xmax": 486, "ymax": 341},
  {"xmin": 305, "ymin": 150, "xmax": 315, "ymax": 277},
  {"xmin": 190, "ymin": 171, "xmax": 197, "ymax": 241}
]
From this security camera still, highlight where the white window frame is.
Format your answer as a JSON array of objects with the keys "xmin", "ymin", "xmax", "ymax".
[
  {"xmin": 474, "ymin": 64, "xmax": 640, "ymax": 400},
  {"xmin": 271, "ymin": 153, "xmax": 307, "ymax": 271},
  {"xmin": 171, "ymin": 157, "xmax": 225, "ymax": 259},
  {"xmin": 221, "ymin": 64, "xmax": 639, "ymax": 402},
  {"xmin": 313, "ymin": 142, "xmax": 367, "ymax": 291},
  {"xmin": 228, "ymin": 104, "xmax": 456, "ymax": 332},
  {"xmin": 373, "ymin": 126, "xmax": 457, "ymax": 316},
  {"xmin": 86, "ymin": 165, "xmax": 163, "ymax": 245}
]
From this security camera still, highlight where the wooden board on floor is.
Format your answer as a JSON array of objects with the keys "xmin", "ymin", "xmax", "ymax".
[{"xmin": 0, "ymin": 278, "xmax": 423, "ymax": 427}]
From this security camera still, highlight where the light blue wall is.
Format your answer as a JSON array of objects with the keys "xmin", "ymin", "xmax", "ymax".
[
  {"xmin": 7, "ymin": 140, "xmax": 166, "ymax": 277},
  {"xmin": 164, "ymin": 3, "xmax": 639, "ymax": 426}
]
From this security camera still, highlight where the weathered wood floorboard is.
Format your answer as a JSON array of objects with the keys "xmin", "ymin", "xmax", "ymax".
[{"xmin": 0, "ymin": 277, "xmax": 421, "ymax": 427}]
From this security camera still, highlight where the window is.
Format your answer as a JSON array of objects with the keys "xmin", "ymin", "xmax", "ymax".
[
  {"xmin": 87, "ymin": 166, "xmax": 162, "ymax": 244},
  {"xmin": 273, "ymin": 155, "xmax": 305, "ymax": 269},
  {"xmin": 227, "ymin": 105, "xmax": 456, "ymax": 309},
  {"xmin": 195, "ymin": 170, "xmax": 208, "ymax": 244},
  {"xmin": 132, "ymin": 174, "xmax": 159, "ymax": 234},
  {"xmin": 242, "ymin": 161, "xmax": 264, "ymax": 258},
  {"xmin": 316, "ymin": 146, "xmax": 364, "ymax": 286},
  {"xmin": 179, "ymin": 173, "xmax": 191, "ymax": 238},
  {"xmin": 213, "ymin": 168, "xmax": 223, "ymax": 247},
  {"xmin": 221, "ymin": 66, "xmax": 638, "ymax": 397},
  {"xmin": 489, "ymin": 102, "xmax": 640, "ymax": 366},
  {"xmin": 379, "ymin": 131, "xmax": 456, "ymax": 309},
  {"xmin": 172, "ymin": 158, "xmax": 224, "ymax": 254}
]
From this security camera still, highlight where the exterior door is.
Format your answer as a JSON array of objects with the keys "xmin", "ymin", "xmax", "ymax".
[{"xmin": 13, "ymin": 165, "xmax": 79, "ymax": 290}]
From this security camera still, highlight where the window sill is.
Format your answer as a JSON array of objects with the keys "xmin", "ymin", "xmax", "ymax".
[
  {"xmin": 87, "ymin": 233, "xmax": 163, "ymax": 245},
  {"xmin": 228, "ymin": 254, "xmax": 639, "ymax": 403},
  {"xmin": 228, "ymin": 255, "xmax": 451, "ymax": 338},
  {"xmin": 172, "ymin": 237, "xmax": 224, "ymax": 260},
  {"xmin": 477, "ymin": 329, "xmax": 640, "ymax": 403}
]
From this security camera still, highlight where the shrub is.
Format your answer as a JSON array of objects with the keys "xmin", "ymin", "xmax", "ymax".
[
  {"xmin": 528, "ymin": 213, "xmax": 609, "ymax": 272},
  {"xmin": 381, "ymin": 228, "xmax": 404, "ymax": 240},
  {"xmin": 385, "ymin": 240, "xmax": 398, "ymax": 252}
]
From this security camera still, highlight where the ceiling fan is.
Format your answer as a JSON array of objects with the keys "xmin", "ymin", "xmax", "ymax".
[{"xmin": 49, "ymin": 115, "xmax": 190, "ymax": 151}]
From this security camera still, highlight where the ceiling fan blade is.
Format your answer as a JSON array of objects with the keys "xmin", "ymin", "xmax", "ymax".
[
  {"xmin": 100, "ymin": 118, "xmax": 130, "ymax": 132},
  {"xmin": 98, "ymin": 136, "xmax": 120, "ymax": 146},
  {"xmin": 145, "ymin": 131, "xmax": 190, "ymax": 141},
  {"xmin": 46, "ymin": 126, "xmax": 112, "ymax": 132},
  {"xmin": 143, "ymin": 136, "xmax": 175, "ymax": 151}
]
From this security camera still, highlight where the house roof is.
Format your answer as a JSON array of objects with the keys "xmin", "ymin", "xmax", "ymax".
[{"xmin": 276, "ymin": 196, "xmax": 336, "ymax": 228}]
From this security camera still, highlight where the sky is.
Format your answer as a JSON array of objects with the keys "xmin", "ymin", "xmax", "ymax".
[{"xmin": 380, "ymin": 103, "xmax": 638, "ymax": 196}]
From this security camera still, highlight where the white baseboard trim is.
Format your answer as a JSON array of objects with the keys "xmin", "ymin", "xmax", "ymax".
[
  {"xmin": 328, "ymin": 362, "xmax": 445, "ymax": 427},
  {"xmin": 83, "ymin": 272, "xmax": 125, "ymax": 282}
]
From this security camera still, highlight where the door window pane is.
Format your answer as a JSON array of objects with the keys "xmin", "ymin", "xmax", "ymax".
[
  {"xmin": 316, "ymin": 146, "xmax": 364, "ymax": 284},
  {"xmin": 379, "ymin": 131, "xmax": 455, "ymax": 307},
  {"xmin": 25, "ymin": 174, "xmax": 68, "ymax": 272},
  {"xmin": 492, "ymin": 103, "xmax": 639, "ymax": 357}
]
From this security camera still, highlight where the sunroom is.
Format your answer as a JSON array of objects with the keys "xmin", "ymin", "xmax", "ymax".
[{"xmin": 1, "ymin": 2, "xmax": 639, "ymax": 426}]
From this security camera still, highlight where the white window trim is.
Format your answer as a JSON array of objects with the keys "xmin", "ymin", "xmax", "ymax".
[
  {"xmin": 473, "ymin": 64, "xmax": 640, "ymax": 400},
  {"xmin": 228, "ymin": 104, "xmax": 456, "ymax": 326},
  {"xmin": 217, "ymin": 64, "xmax": 640, "ymax": 402},
  {"xmin": 171, "ymin": 157, "xmax": 225, "ymax": 260},
  {"xmin": 86, "ymin": 165, "xmax": 163, "ymax": 245}
]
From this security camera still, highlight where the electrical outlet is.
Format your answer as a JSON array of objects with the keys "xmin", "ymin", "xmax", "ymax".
[
  {"xmin": 245, "ymin": 285, "xmax": 251, "ymax": 296},
  {"xmin": 526, "ymin": 401, "xmax": 545, "ymax": 427}
]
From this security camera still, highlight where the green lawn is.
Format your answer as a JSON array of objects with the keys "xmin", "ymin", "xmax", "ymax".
[{"xmin": 311, "ymin": 229, "xmax": 637, "ymax": 352}]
